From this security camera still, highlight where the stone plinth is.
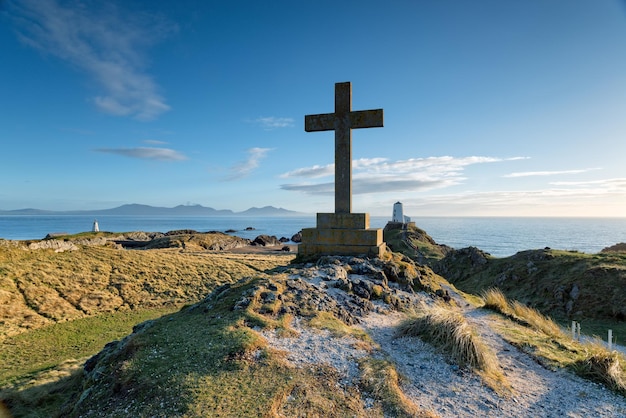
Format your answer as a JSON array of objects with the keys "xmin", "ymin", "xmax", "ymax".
[{"xmin": 298, "ymin": 213, "xmax": 385, "ymax": 257}]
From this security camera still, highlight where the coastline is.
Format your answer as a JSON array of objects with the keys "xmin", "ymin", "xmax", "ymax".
[{"xmin": 1, "ymin": 215, "xmax": 625, "ymax": 257}]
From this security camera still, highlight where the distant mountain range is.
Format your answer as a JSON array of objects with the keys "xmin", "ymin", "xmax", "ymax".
[{"xmin": 0, "ymin": 204, "xmax": 306, "ymax": 217}]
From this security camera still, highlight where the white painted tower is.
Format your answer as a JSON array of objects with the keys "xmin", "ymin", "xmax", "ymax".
[
  {"xmin": 391, "ymin": 201, "xmax": 411, "ymax": 224},
  {"xmin": 92, "ymin": 219, "xmax": 99, "ymax": 232},
  {"xmin": 392, "ymin": 202, "xmax": 404, "ymax": 223}
]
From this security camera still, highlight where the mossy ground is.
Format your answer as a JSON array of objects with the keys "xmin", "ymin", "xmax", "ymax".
[{"xmin": 435, "ymin": 248, "xmax": 626, "ymax": 345}]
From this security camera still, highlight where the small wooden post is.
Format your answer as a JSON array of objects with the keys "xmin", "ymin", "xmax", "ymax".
[
  {"xmin": 572, "ymin": 321, "xmax": 577, "ymax": 340},
  {"xmin": 577, "ymin": 322, "xmax": 581, "ymax": 341},
  {"xmin": 608, "ymin": 329, "xmax": 613, "ymax": 351}
]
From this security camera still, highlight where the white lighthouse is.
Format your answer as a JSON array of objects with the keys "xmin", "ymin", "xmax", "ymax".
[
  {"xmin": 391, "ymin": 202, "xmax": 411, "ymax": 224},
  {"xmin": 392, "ymin": 202, "xmax": 404, "ymax": 223},
  {"xmin": 92, "ymin": 219, "xmax": 99, "ymax": 232}
]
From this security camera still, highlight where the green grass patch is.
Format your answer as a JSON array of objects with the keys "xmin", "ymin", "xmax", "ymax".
[{"xmin": 0, "ymin": 307, "xmax": 177, "ymax": 386}]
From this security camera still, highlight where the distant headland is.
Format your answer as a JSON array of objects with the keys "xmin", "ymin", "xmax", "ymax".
[{"xmin": 0, "ymin": 204, "xmax": 307, "ymax": 217}]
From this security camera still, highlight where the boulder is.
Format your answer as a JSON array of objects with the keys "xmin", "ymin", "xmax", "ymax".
[
  {"xmin": 291, "ymin": 231, "xmax": 302, "ymax": 243},
  {"xmin": 29, "ymin": 239, "xmax": 78, "ymax": 252},
  {"xmin": 252, "ymin": 235, "xmax": 281, "ymax": 246}
]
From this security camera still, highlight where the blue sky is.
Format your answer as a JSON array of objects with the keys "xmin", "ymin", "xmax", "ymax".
[{"xmin": 1, "ymin": 0, "xmax": 625, "ymax": 217}]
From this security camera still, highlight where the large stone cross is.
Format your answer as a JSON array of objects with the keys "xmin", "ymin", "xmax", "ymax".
[{"xmin": 305, "ymin": 82, "xmax": 384, "ymax": 214}]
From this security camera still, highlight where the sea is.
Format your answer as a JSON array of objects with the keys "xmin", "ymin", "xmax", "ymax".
[{"xmin": 1, "ymin": 215, "xmax": 625, "ymax": 258}]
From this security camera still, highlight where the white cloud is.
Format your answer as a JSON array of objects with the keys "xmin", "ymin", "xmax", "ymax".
[
  {"xmin": 550, "ymin": 178, "xmax": 626, "ymax": 188},
  {"xmin": 225, "ymin": 147, "xmax": 272, "ymax": 180},
  {"xmin": 250, "ymin": 117, "xmax": 294, "ymax": 130},
  {"xmin": 504, "ymin": 168, "xmax": 601, "ymax": 178},
  {"xmin": 143, "ymin": 139, "xmax": 168, "ymax": 145},
  {"xmin": 9, "ymin": 0, "xmax": 174, "ymax": 120},
  {"xmin": 281, "ymin": 156, "xmax": 522, "ymax": 195},
  {"xmin": 385, "ymin": 178, "xmax": 626, "ymax": 217},
  {"xmin": 280, "ymin": 164, "xmax": 334, "ymax": 179},
  {"xmin": 95, "ymin": 147, "xmax": 187, "ymax": 161}
]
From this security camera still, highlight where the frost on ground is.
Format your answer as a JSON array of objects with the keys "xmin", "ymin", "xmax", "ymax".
[{"xmin": 260, "ymin": 260, "xmax": 626, "ymax": 418}]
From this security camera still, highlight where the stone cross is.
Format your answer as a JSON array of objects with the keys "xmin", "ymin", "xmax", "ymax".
[{"xmin": 305, "ymin": 82, "xmax": 383, "ymax": 214}]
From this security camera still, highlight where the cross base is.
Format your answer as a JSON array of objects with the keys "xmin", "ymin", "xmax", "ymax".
[{"xmin": 298, "ymin": 213, "xmax": 386, "ymax": 258}]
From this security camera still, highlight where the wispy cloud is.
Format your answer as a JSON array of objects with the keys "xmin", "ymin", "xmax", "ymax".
[
  {"xmin": 550, "ymin": 178, "xmax": 626, "ymax": 188},
  {"xmin": 280, "ymin": 164, "xmax": 334, "ymax": 179},
  {"xmin": 143, "ymin": 139, "xmax": 168, "ymax": 145},
  {"xmin": 394, "ymin": 178, "xmax": 626, "ymax": 217},
  {"xmin": 9, "ymin": 0, "xmax": 175, "ymax": 120},
  {"xmin": 224, "ymin": 147, "xmax": 272, "ymax": 180},
  {"xmin": 95, "ymin": 147, "xmax": 187, "ymax": 161},
  {"xmin": 281, "ymin": 178, "xmax": 447, "ymax": 195},
  {"xmin": 281, "ymin": 156, "xmax": 523, "ymax": 195},
  {"xmin": 249, "ymin": 117, "xmax": 294, "ymax": 130},
  {"xmin": 504, "ymin": 168, "xmax": 600, "ymax": 178}
]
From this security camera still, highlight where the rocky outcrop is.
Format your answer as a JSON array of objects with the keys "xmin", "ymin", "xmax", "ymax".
[
  {"xmin": 28, "ymin": 239, "xmax": 79, "ymax": 252},
  {"xmin": 230, "ymin": 253, "xmax": 451, "ymax": 326},
  {"xmin": 291, "ymin": 231, "xmax": 302, "ymax": 243},
  {"xmin": 383, "ymin": 223, "xmax": 453, "ymax": 264},
  {"xmin": 251, "ymin": 235, "xmax": 281, "ymax": 246},
  {"xmin": 602, "ymin": 243, "xmax": 626, "ymax": 253},
  {"xmin": 141, "ymin": 232, "xmax": 250, "ymax": 251},
  {"xmin": 433, "ymin": 246, "xmax": 491, "ymax": 281}
]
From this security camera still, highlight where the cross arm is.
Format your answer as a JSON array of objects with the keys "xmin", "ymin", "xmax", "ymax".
[
  {"xmin": 349, "ymin": 109, "xmax": 384, "ymax": 129},
  {"xmin": 305, "ymin": 113, "xmax": 335, "ymax": 132}
]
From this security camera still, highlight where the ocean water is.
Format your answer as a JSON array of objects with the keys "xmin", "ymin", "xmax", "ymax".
[{"xmin": 0, "ymin": 215, "xmax": 624, "ymax": 258}]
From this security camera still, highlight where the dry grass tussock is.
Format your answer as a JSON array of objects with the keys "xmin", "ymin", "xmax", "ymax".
[
  {"xmin": 482, "ymin": 288, "xmax": 564, "ymax": 338},
  {"xmin": 359, "ymin": 359, "xmax": 437, "ymax": 418},
  {"xmin": 572, "ymin": 347, "xmax": 626, "ymax": 395},
  {"xmin": 397, "ymin": 302, "xmax": 509, "ymax": 394}
]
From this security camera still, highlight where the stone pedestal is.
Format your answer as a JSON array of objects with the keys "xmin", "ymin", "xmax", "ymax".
[{"xmin": 298, "ymin": 213, "xmax": 385, "ymax": 257}]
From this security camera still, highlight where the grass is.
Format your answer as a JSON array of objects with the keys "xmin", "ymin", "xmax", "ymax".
[
  {"xmin": 359, "ymin": 358, "xmax": 436, "ymax": 418},
  {"xmin": 0, "ymin": 307, "xmax": 177, "ymax": 385},
  {"xmin": 397, "ymin": 302, "xmax": 510, "ymax": 395},
  {"xmin": 0, "ymin": 244, "xmax": 294, "ymax": 416},
  {"xmin": 383, "ymin": 224, "xmax": 450, "ymax": 265},
  {"xmin": 308, "ymin": 311, "xmax": 372, "ymax": 343},
  {"xmin": 0, "ymin": 244, "xmax": 290, "ymax": 339},
  {"xmin": 482, "ymin": 288, "xmax": 626, "ymax": 396},
  {"xmin": 436, "ymin": 248, "xmax": 626, "ymax": 331},
  {"xmin": 571, "ymin": 347, "xmax": 626, "ymax": 395},
  {"xmin": 482, "ymin": 288, "xmax": 565, "ymax": 339}
]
